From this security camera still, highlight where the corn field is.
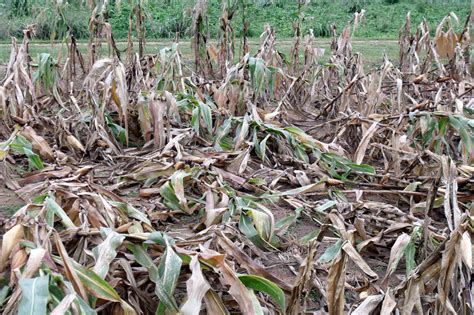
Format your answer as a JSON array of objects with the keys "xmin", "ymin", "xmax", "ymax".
[{"xmin": 0, "ymin": 2, "xmax": 472, "ymax": 314}]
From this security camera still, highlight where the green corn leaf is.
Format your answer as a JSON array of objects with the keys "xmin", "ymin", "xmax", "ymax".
[
  {"xmin": 239, "ymin": 212, "xmax": 269, "ymax": 250},
  {"xmin": 252, "ymin": 129, "xmax": 260, "ymax": 155},
  {"xmin": 249, "ymin": 289, "xmax": 264, "ymax": 315},
  {"xmin": 438, "ymin": 117, "xmax": 449, "ymax": 137},
  {"xmin": 24, "ymin": 147, "xmax": 44, "ymax": 170},
  {"xmin": 45, "ymin": 197, "xmax": 75, "ymax": 228},
  {"xmin": 45, "ymin": 206, "xmax": 55, "ymax": 227},
  {"xmin": 249, "ymin": 57, "xmax": 271, "ymax": 98},
  {"xmin": 246, "ymin": 209, "xmax": 273, "ymax": 242},
  {"xmin": 192, "ymin": 106, "xmax": 200, "ymax": 135},
  {"xmin": 248, "ymin": 177, "xmax": 267, "ymax": 186},
  {"xmin": 239, "ymin": 275, "xmax": 286, "ymax": 313},
  {"xmin": 18, "ymin": 276, "xmax": 49, "ymax": 315},
  {"xmin": 275, "ymin": 207, "xmax": 302, "ymax": 236},
  {"xmin": 284, "ymin": 126, "xmax": 314, "ymax": 145},
  {"xmin": 214, "ymin": 117, "xmax": 233, "ymax": 150},
  {"xmin": 294, "ymin": 144, "xmax": 309, "ymax": 163},
  {"xmin": 62, "ymin": 277, "xmax": 94, "ymax": 313},
  {"xmin": 317, "ymin": 239, "xmax": 343, "ymax": 263},
  {"xmin": 254, "ymin": 133, "xmax": 271, "ymax": 162},
  {"xmin": 109, "ymin": 201, "xmax": 151, "ymax": 225},
  {"xmin": 0, "ymin": 286, "xmax": 9, "ymax": 307},
  {"xmin": 199, "ymin": 101, "xmax": 213, "ymax": 134},
  {"xmin": 299, "ymin": 229, "xmax": 320, "ymax": 245},
  {"xmin": 159, "ymin": 171, "xmax": 190, "ymax": 213},
  {"xmin": 156, "ymin": 246, "xmax": 182, "ymax": 315},
  {"xmin": 235, "ymin": 114, "xmax": 250, "ymax": 150},
  {"xmin": 32, "ymin": 194, "xmax": 48, "ymax": 204},
  {"xmin": 404, "ymin": 241, "xmax": 416, "ymax": 275},
  {"xmin": 128, "ymin": 244, "xmax": 179, "ymax": 312},
  {"xmin": 105, "ymin": 113, "xmax": 127, "ymax": 145},
  {"xmin": 146, "ymin": 231, "xmax": 175, "ymax": 246},
  {"xmin": 33, "ymin": 53, "xmax": 57, "ymax": 93},
  {"xmin": 170, "ymin": 170, "xmax": 189, "ymax": 211},
  {"xmin": 92, "ymin": 228, "xmax": 125, "ymax": 279},
  {"xmin": 448, "ymin": 115, "xmax": 473, "ymax": 154},
  {"xmin": 128, "ymin": 244, "xmax": 154, "ymax": 269},
  {"xmin": 344, "ymin": 163, "xmax": 375, "ymax": 174},
  {"xmin": 422, "ymin": 115, "xmax": 437, "ymax": 147},
  {"xmin": 11, "ymin": 134, "xmax": 31, "ymax": 154},
  {"xmin": 72, "ymin": 264, "xmax": 121, "ymax": 302},
  {"xmin": 74, "ymin": 295, "xmax": 97, "ymax": 315},
  {"xmin": 11, "ymin": 135, "xmax": 44, "ymax": 170},
  {"xmin": 316, "ymin": 200, "xmax": 337, "ymax": 213},
  {"xmin": 159, "ymin": 181, "xmax": 181, "ymax": 211},
  {"xmin": 404, "ymin": 226, "xmax": 422, "ymax": 275},
  {"xmin": 108, "ymin": 122, "xmax": 127, "ymax": 145},
  {"xmin": 71, "ymin": 262, "xmax": 133, "ymax": 314}
]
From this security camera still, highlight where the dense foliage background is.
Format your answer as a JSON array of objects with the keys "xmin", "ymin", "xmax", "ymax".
[{"xmin": 0, "ymin": 0, "xmax": 471, "ymax": 40}]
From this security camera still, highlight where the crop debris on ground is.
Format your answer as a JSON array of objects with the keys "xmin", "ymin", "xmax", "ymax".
[{"xmin": 0, "ymin": 4, "xmax": 472, "ymax": 315}]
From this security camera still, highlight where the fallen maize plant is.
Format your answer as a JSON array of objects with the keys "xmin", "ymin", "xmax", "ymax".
[{"xmin": 0, "ymin": 3, "xmax": 472, "ymax": 315}]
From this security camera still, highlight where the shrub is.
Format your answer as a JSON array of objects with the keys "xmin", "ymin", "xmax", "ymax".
[
  {"xmin": 1, "ymin": 2, "xmax": 90, "ymax": 40},
  {"xmin": 312, "ymin": 23, "xmax": 332, "ymax": 37},
  {"xmin": 0, "ymin": 0, "xmax": 472, "ymax": 40}
]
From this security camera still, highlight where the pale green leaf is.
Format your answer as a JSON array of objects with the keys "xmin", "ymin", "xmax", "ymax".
[
  {"xmin": 128, "ymin": 244, "xmax": 179, "ymax": 312},
  {"xmin": 109, "ymin": 201, "xmax": 151, "ymax": 226},
  {"xmin": 45, "ymin": 197, "xmax": 75, "ymax": 229},
  {"xmin": 92, "ymin": 228, "xmax": 125, "ymax": 279},
  {"xmin": 18, "ymin": 276, "xmax": 49, "ymax": 315},
  {"xmin": 317, "ymin": 239, "xmax": 343, "ymax": 263}
]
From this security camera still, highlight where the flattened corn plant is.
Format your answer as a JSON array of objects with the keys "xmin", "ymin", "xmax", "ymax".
[{"xmin": 0, "ymin": 5, "xmax": 473, "ymax": 315}]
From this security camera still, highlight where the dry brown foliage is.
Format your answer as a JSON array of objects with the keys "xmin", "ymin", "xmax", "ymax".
[{"xmin": 0, "ymin": 8, "xmax": 472, "ymax": 315}]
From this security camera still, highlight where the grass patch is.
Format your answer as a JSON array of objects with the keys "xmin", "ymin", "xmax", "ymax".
[
  {"xmin": 0, "ymin": 39, "xmax": 399, "ymax": 71},
  {"xmin": 0, "ymin": 0, "xmax": 471, "ymax": 41}
]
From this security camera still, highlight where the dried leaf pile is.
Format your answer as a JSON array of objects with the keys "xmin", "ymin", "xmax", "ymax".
[{"xmin": 0, "ymin": 5, "xmax": 473, "ymax": 315}]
